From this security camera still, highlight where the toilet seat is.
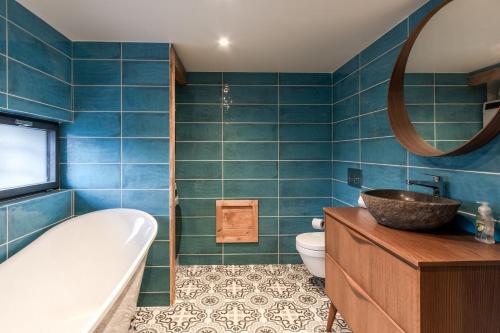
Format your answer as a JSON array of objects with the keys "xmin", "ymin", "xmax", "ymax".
[{"xmin": 296, "ymin": 232, "xmax": 325, "ymax": 251}]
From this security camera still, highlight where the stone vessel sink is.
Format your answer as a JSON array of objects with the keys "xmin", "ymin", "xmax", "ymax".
[{"xmin": 361, "ymin": 189, "xmax": 461, "ymax": 230}]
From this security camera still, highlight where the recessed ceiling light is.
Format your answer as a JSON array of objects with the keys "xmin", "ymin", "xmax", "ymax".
[{"xmin": 218, "ymin": 37, "xmax": 230, "ymax": 47}]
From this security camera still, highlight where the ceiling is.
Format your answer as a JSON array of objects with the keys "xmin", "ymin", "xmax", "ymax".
[
  {"xmin": 19, "ymin": 0, "xmax": 427, "ymax": 72},
  {"xmin": 407, "ymin": 0, "xmax": 500, "ymax": 73}
]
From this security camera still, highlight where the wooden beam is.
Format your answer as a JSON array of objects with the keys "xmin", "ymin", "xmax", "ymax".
[
  {"xmin": 468, "ymin": 67, "xmax": 500, "ymax": 86},
  {"xmin": 171, "ymin": 46, "xmax": 187, "ymax": 85},
  {"xmin": 169, "ymin": 46, "xmax": 177, "ymax": 305}
]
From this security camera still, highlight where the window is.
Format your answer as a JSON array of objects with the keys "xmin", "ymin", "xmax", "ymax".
[{"xmin": 0, "ymin": 114, "xmax": 59, "ymax": 200}]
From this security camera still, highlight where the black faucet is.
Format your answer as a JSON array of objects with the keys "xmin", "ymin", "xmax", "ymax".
[{"xmin": 407, "ymin": 175, "xmax": 444, "ymax": 197}]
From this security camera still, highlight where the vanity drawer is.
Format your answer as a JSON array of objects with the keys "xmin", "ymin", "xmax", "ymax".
[
  {"xmin": 325, "ymin": 254, "xmax": 404, "ymax": 333},
  {"xmin": 325, "ymin": 216, "xmax": 419, "ymax": 332}
]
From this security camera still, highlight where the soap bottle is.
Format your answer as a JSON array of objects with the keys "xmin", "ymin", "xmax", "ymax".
[{"xmin": 475, "ymin": 202, "xmax": 495, "ymax": 244}]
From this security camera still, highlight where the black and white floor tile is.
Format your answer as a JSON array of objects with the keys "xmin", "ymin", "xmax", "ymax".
[{"xmin": 132, "ymin": 264, "xmax": 352, "ymax": 333}]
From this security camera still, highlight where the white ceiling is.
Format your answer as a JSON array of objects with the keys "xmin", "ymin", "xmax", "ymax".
[
  {"xmin": 19, "ymin": 0, "xmax": 427, "ymax": 72},
  {"xmin": 407, "ymin": 0, "xmax": 500, "ymax": 73}
]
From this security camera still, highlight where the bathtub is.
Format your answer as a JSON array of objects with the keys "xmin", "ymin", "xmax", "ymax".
[{"xmin": 0, "ymin": 208, "xmax": 157, "ymax": 333}]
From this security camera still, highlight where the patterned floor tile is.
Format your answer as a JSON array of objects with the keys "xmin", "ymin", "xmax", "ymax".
[{"xmin": 132, "ymin": 264, "xmax": 352, "ymax": 333}]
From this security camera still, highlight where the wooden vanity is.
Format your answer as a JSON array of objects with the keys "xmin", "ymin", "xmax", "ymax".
[{"xmin": 324, "ymin": 207, "xmax": 500, "ymax": 333}]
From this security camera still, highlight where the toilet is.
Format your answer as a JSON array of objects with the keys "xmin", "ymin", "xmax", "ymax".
[{"xmin": 296, "ymin": 232, "xmax": 325, "ymax": 278}]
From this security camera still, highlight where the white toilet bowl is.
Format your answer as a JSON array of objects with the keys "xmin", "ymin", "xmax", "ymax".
[{"xmin": 296, "ymin": 232, "xmax": 325, "ymax": 278}]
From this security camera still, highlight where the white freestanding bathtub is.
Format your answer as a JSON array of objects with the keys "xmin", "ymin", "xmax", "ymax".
[{"xmin": 0, "ymin": 208, "xmax": 158, "ymax": 333}]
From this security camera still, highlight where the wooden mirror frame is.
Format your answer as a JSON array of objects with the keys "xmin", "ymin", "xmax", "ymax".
[{"xmin": 388, "ymin": 0, "xmax": 500, "ymax": 157}]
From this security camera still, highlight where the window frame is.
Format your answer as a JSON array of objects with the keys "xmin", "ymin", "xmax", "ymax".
[{"xmin": 0, "ymin": 113, "xmax": 59, "ymax": 201}]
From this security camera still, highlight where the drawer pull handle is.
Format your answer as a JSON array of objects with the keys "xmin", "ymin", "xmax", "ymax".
[
  {"xmin": 337, "ymin": 262, "xmax": 370, "ymax": 302},
  {"xmin": 346, "ymin": 227, "xmax": 372, "ymax": 246}
]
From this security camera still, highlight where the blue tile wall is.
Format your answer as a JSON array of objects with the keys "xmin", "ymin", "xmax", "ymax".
[
  {"xmin": 176, "ymin": 72, "xmax": 332, "ymax": 265},
  {"xmin": 331, "ymin": 0, "xmax": 500, "ymax": 239},
  {"xmin": 0, "ymin": 0, "xmax": 72, "ymax": 122},
  {"xmin": 0, "ymin": 191, "xmax": 73, "ymax": 263},
  {"xmin": 61, "ymin": 42, "xmax": 171, "ymax": 306}
]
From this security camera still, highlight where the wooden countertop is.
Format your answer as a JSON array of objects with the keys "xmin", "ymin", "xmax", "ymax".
[{"xmin": 324, "ymin": 207, "xmax": 500, "ymax": 268}]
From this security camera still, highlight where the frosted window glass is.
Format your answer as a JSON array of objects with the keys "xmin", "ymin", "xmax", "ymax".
[{"xmin": 0, "ymin": 124, "xmax": 49, "ymax": 190}]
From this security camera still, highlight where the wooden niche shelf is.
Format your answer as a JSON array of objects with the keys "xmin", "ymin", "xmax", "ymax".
[{"xmin": 216, "ymin": 200, "xmax": 258, "ymax": 243}]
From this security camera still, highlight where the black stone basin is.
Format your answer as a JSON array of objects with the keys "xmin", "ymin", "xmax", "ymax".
[{"xmin": 361, "ymin": 189, "xmax": 461, "ymax": 230}]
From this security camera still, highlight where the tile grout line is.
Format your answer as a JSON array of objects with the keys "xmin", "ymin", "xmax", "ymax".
[{"xmin": 277, "ymin": 73, "xmax": 280, "ymax": 264}]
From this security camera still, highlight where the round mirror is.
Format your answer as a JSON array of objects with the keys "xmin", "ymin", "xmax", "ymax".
[{"xmin": 388, "ymin": 0, "xmax": 500, "ymax": 156}]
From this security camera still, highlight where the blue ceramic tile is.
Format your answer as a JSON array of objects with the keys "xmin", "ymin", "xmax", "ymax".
[
  {"xmin": 61, "ymin": 164, "xmax": 121, "ymax": 189},
  {"xmin": 176, "ymin": 142, "xmax": 221, "ymax": 161},
  {"xmin": 279, "ymin": 236, "xmax": 298, "ymax": 253},
  {"xmin": 279, "ymin": 161, "xmax": 331, "ymax": 179},
  {"xmin": 122, "ymin": 43, "xmax": 170, "ymax": 60},
  {"xmin": 178, "ymin": 255, "xmax": 222, "ymax": 265},
  {"xmin": 177, "ymin": 236, "xmax": 221, "ymax": 254},
  {"xmin": 435, "ymin": 86, "xmax": 486, "ymax": 103},
  {"xmin": 177, "ymin": 199, "xmax": 215, "ymax": 216},
  {"xmin": 413, "ymin": 123, "xmax": 434, "ymax": 141},
  {"xmin": 224, "ymin": 105, "xmax": 278, "ymax": 123},
  {"xmin": 409, "ymin": 0, "xmax": 442, "ymax": 31},
  {"xmin": 332, "ymin": 161, "xmax": 358, "ymax": 182},
  {"xmin": 0, "ymin": 1, "xmax": 5, "ymax": 17},
  {"xmin": 360, "ymin": 20, "xmax": 407, "ymax": 65},
  {"xmin": 224, "ymin": 236, "xmax": 278, "ymax": 254},
  {"xmin": 404, "ymin": 85, "xmax": 433, "ymax": 104},
  {"xmin": 8, "ymin": 23, "xmax": 71, "ymax": 82},
  {"xmin": 280, "ymin": 105, "xmax": 331, "ymax": 123},
  {"xmin": 404, "ymin": 73, "xmax": 433, "ymax": 85},
  {"xmin": 0, "ymin": 245, "xmax": 6, "ymax": 263},
  {"xmin": 0, "ymin": 55, "xmax": 6, "ymax": 92},
  {"xmin": 226, "ymin": 85, "xmax": 278, "ymax": 104},
  {"xmin": 360, "ymin": 46, "xmax": 400, "ymax": 89},
  {"xmin": 123, "ymin": 61, "xmax": 169, "ymax": 86},
  {"xmin": 333, "ymin": 73, "xmax": 358, "ymax": 102},
  {"xmin": 279, "ymin": 73, "xmax": 331, "ymax": 85},
  {"xmin": 280, "ymin": 86, "xmax": 331, "ymax": 104},
  {"xmin": 7, "ymin": 96, "xmax": 72, "ymax": 122},
  {"xmin": 123, "ymin": 87, "xmax": 169, "ymax": 112},
  {"xmin": 279, "ymin": 198, "xmax": 331, "ymax": 216},
  {"xmin": 8, "ymin": 228, "xmax": 44, "ymax": 257},
  {"xmin": 223, "ymin": 180, "xmax": 278, "ymax": 198},
  {"xmin": 140, "ymin": 267, "xmax": 169, "ymax": 292},
  {"xmin": 176, "ymin": 180, "xmax": 221, "ymax": 198},
  {"xmin": 176, "ymin": 161, "xmax": 222, "ymax": 179},
  {"xmin": 360, "ymin": 81, "xmax": 389, "ymax": 114},
  {"xmin": 332, "ymin": 140, "xmax": 359, "ymax": 161},
  {"xmin": 260, "ymin": 217, "xmax": 279, "ymax": 235},
  {"xmin": 8, "ymin": 191, "xmax": 71, "ymax": 240},
  {"xmin": 122, "ymin": 190, "xmax": 169, "ymax": 215},
  {"xmin": 8, "ymin": 61, "xmax": 71, "ymax": 110},
  {"xmin": 279, "ymin": 217, "xmax": 317, "ymax": 234},
  {"xmin": 186, "ymin": 72, "xmax": 222, "ymax": 84},
  {"xmin": 123, "ymin": 164, "xmax": 169, "ymax": 189},
  {"xmin": 123, "ymin": 113, "xmax": 169, "ymax": 137},
  {"xmin": 74, "ymin": 86, "xmax": 121, "ymax": 111},
  {"xmin": 0, "ymin": 207, "xmax": 6, "ymax": 244},
  {"xmin": 61, "ymin": 112, "xmax": 120, "ymax": 137},
  {"xmin": 435, "ymin": 105, "xmax": 482, "ymax": 122},
  {"xmin": 406, "ymin": 105, "xmax": 433, "ymax": 122},
  {"xmin": 60, "ymin": 138, "xmax": 120, "ymax": 163},
  {"xmin": 7, "ymin": 0, "xmax": 71, "ymax": 56},
  {"xmin": 280, "ymin": 143, "xmax": 331, "ymax": 160},
  {"xmin": 223, "ymin": 72, "xmax": 278, "ymax": 85},
  {"xmin": 280, "ymin": 124, "xmax": 331, "ymax": 141},
  {"xmin": 176, "ymin": 104, "xmax": 221, "ymax": 122},
  {"xmin": 73, "ymin": 42, "xmax": 121, "ymax": 59},
  {"xmin": 146, "ymin": 241, "xmax": 170, "ymax": 266},
  {"xmin": 435, "ymin": 73, "xmax": 468, "ymax": 85},
  {"xmin": 122, "ymin": 139, "xmax": 169, "ymax": 163},
  {"xmin": 176, "ymin": 85, "xmax": 221, "ymax": 103},
  {"xmin": 279, "ymin": 254, "xmax": 302, "ymax": 264},
  {"xmin": 176, "ymin": 123, "xmax": 221, "ymax": 141},
  {"xmin": 137, "ymin": 292, "xmax": 170, "ymax": 307},
  {"xmin": 179, "ymin": 217, "xmax": 215, "ymax": 236},
  {"xmin": 73, "ymin": 60, "xmax": 121, "ymax": 85},
  {"xmin": 74, "ymin": 190, "xmax": 121, "ymax": 215},
  {"xmin": 362, "ymin": 164, "xmax": 407, "ymax": 190},
  {"xmin": 280, "ymin": 179, "xmax": 331, "ymax": 197},
  {"xmin": 224, "ymin": 254, "xmax": 278, "ymax": 265},
  {"xmin": 333, "ymin": 95, "xmax": 358, "ymax": 121},
  {"xmin": 436, "ymin": 123, "xmax": 482, "ymax": 141},
  {"xmin": 333, "ymin": 118, "xmax": 359, "ymax": 141},
  {"xmin": 332, "ymin": 180, "xmax": 359, "ymax": 206},
  {"xmin": 224, "ymin": 124, "xmax": 277, "ymax": 141},
  {"xmin": 154, "ymin": 216, "xmax": 170, "ymax": 241},
  {"xmin": 224, "ymin": 142, "xmax": 277, "ymax": 160},
  {"xmin": 223, "ymin": 161, "xmax": 278, "ymax": 179},
  {"xmin": 333, "ymin": 55, "xmax": 359, "ymax": 84},
  {"xmin": 361, "ymin": 137, "xmax": 406, "ymax": 165},
  {"xmin": 258, "ymin": 198, "xmax": 279, "ymax": 216},
  {"xmin": 0, "ymin": 93, "xmax": 5, "ymax": 108},
  {"xmin": 360, "ymin": 110, "xmax": 392, "ymax": 138}
]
